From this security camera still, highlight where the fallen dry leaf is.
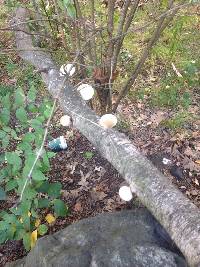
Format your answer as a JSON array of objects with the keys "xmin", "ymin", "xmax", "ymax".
[
  {"xmin": 150, "ymin": 111, "xmax": 166, "ymax": 126},
  {"xmin": 45, "ymin": 213, "xmax": 56, "ymax": 224},
  {"xmin": 31, "ymin": 230, "xmax": 38, "ymax": 248},
  {"xmin": 90, "ymin": 190, "xmax": 107, "ymax": 202},
  {"xmin": 190, "ymin": 189, "xmax": 198, "ymax": 196},
  {"xmin": 74, "ymin": 202, "xmax": 82, "ymax": 212},
  {"xmin": 195, "ymin": 160, "xmax": 200, "ymax": 165},
  {"xmin": 194, "ymin": 178, "xmax": 199, "ymax": 186}
]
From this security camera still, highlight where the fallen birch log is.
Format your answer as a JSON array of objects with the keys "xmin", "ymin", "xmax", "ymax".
[{"xmin": 12, "ymin": 7, "xmax": 200, "ymax": 267}]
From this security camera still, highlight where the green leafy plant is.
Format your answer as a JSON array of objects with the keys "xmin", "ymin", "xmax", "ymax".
[
  {"xmin": 83, "ymin": 151, "xmax": 94, "ymax": 160},
  {"xmin": 0, "ymin": 84, "xmax": 68, "ymax": 250},
  {"xmin": 161, "ymin": 112, "xmax": 192, "ymax": 130}
]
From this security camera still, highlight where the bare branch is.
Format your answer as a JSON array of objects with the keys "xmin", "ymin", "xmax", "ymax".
[
  {"xmin": 0, "ymin": 27, "xmax": 51, "ymax": 38},
  {"xmin": 112, "ymin": 0, "xmax": 140, "ymax": 72},
  {"xmin": 107, "ymin": 60, "xmax": 114, "ymax": 111},
  {"xmin": 52, "ymin": 0, "xmax": 70, "ymax": 52},
  {"xmin": 106, "ymin": 0, "xmax": 115, "ymax": 71},
  {"xmin": 74, "ymin": 0, "xmax": 94, "ymax": 64},
  {"xmin": 90, "ymin": 0, "xmax": 97, "ymax": 65},
  {"xmin": 40, "ymin": 0, "xmax": 54, "ymax": 32},
  {"xmin": 112, "ymin": 1, "xmax": 178, "ymax": 112}
]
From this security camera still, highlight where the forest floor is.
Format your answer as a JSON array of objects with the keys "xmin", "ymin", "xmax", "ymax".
[{"xmin": 0, "ymin": 1, "xmax": 200, "ymax": 266}]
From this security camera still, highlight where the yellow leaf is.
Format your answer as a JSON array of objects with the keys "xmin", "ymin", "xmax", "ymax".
[
  {"xmin": 35, "ymin": 219, "xmax": 41, "ymax": 228},
  {"xmin": 20, "ymin": 218, "xmax": 23, "ymax": 223},
  {"xmin": 28, "ymin": 211, "xmax": 31, "ymax": 217},
  {"xmin": 31, "ymin": 230, "xmax": 37, "ymax": 248},
  {"xmin": 45, "ymin": 213, "xmax": 56, "ymax": 224}
]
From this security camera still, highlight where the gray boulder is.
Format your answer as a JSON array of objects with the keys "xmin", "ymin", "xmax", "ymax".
[{"xmin": 7, "ymin": 209, "xmax": 187, "ymax": 267}]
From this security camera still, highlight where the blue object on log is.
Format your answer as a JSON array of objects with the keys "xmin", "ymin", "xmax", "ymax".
[{"xmin": 48, "ymin": 136, "xmax": 67, "ymax": 152}]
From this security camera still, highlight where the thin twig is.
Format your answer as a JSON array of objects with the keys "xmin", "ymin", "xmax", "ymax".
[
  {"xmin": 107, "ymin": 61, "xmax": 113, "ymax": 112},
  {"xmin": 90, "ymin": 0, "xmax": 97, "ymax": 65},
  {"xmin": 0, "ymin": 27, "xmax": 51, "ymax": 38},
  {"xmin": 106, "ymin": 0, "xmax": 115, "ymax": 71},
  {"xmin": 112, "ymin": 0, "xmax": 177, "ymax": 112},
  {"xmin": 40, "ymin": 0, "xmax": 54, "ymax": 32},
  {"xmin": 171, "ymin": 62, "xmax": 183, "ymax": 77},
  {"xmin": 112, "ymin": 0, "xmax": 140, "ymax": 72}
]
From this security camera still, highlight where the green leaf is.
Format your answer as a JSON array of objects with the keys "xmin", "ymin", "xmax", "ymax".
[
  {"xmin": 37, "ymin": 181, "xmax": 50, "ymax": 194},
  {"xmin": 30, "ymin": 119, "xmax": 42, "ymax": 129},
  {"xmin": 40, "ymin": 152, "xmax": 50, "ymax": 172},
  {"xmin": 16, "ymin": 178, "xmax": 37, "ymax": 200},
  {"xmin": 43, "ymin": 109, "xmax": 51, "ymax": 119},
  {"xmin": 0, "ymin": 167, "xmax": 9, "ymax": 182},
  {"xmin": 36, "ymin": 116, "xmax": 45, "ymax": 123},
  {"xmin": 2, "ymin": 135, "xmax": 9, "ymax": 148},
  {"xmin": 63, "ymin": 0, "xmax": 76, "ymax": 18},
  {"xmin": 38, "ymin": 224, "xmax": 48, "ymax": 236},
  {"xmin": 0, "ymin": 153, "xmax": 5, "ymax": 164},
  {"xmin": 0, "ymin": 108, "xmax": 10, "ymax": 125},
  {"xmin": 14, "ymin": 228, "xmax": 26, "ymax": 240},
  {"xmin": 48, "ymin": 183, "xmax": 62, "ymax": 198},
  {"xmin": 0, "ymin": 187, "xmax": 6, "ymax": 200},
  {"xmin": 2, "ymin": 213, "xmax": 17, "ymax": 223},
  {"xmin": 66, "ymin": 4, "xmax": 76, "ymax": 18},
  {"xmin": 22, "ymin": 156, "xmax": 41, "ymax": 178},
  {"xmin": 22, "ymin": 132, "xmax": 35, "ymax": 143},
  {"xmin": 2, "ymin": 126, "xmax": 11, "ymax": 132},
  {"xmin": 32, "ymin": 169, "xmax": 47, "ymax": 181},
  {"xmin": 0, "ymin": 230, "xmax": 7, "ymax": 244},
  {"xmin": 17, "ymin": 142, "xmax": 32, "ymax": 154},
  {"xmin": 30, "ymin": 209, "xmax": 38, "ymax": 218},
  {"xmin": 47, "ymin": 151, "xmax": 56, "ymax": 158},
  {"xmin": 5, "ymin": 180, "xmax": 18, "ymax": 192},
  {"xmin": 53, "ymin": 199, "xmax": 68, "ymax": 217},
  {"xmin": 38, "ymin": 198, "xmax": 50, "ymax": 208},
  {"xmin": 27, "ymin": 85, "xmax": 36, "ymax": 102},
  {"xmin": 7, "ymin": 224, "xmax": 16, "ymax": 239},
  {"xmin": 23, "ymin": 154, "xmax": 41, "ymax": 172},
  {"xmin": 28, "ymin": 103, "xmax": 38, "ymax": 113},
  {"xmin": 6, "ymin": 62, "xmax": 17, "ymax": 73},
  {"xmin": 16, "ymin": 107, "xmax": 28, "ymax": 123},
  {"xmin": 1, "ymin": 93, "xmax": 11, "ymax": 108},
  {"xmin": 0, "ymin": 221, "xmax": 9, "ymax": 230},
  {"xmin": 0, "ymin": 130, "xmax": 6, "ymax": 139},
  {"xmin": 22, "ymin": 187, "xmax": 37, "ymax": 201},
  {"xmin": 84, "ymin": 151, "xmax": 94, "ymax": 159},
  {"xmin": 22, "ymin": 215, "xmax": 30, "ymax": 231},
  {"xmin": 14, "ymin": 88, "xmax": 25, "ymax": 107},
  {"xmin": 10, "ymin": 129, "xmax": 18, "ymax": 139},
  {"xmin": 23, "ymin": 232, "xmax": 31, "ymax": 251},
  {"xmin": 5, "ymin": 152, "xmax": 22, "ymax": 171}
]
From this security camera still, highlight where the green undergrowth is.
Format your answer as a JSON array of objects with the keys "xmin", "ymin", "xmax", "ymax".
[
  {"xmin": 0, "ymin": 82, "xmax": 68, "ymax": 251},
  {"xmin": 0, "ymin": 4, "xmax": 68, "ymax": 250}
]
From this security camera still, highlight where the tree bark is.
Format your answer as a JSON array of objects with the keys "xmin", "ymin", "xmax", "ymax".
[{"xmin": 12, "ymin": 7, "xmax": 200, "ymax": 267}]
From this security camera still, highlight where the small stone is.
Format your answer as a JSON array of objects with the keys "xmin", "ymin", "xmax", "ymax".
[
  {"xmin": 170, "ymin": 165, "xmax": 183, "ymax": 180},
  {"xmin": 162, "ymin": 158, "xmax": 171, "ymax": 165}
]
